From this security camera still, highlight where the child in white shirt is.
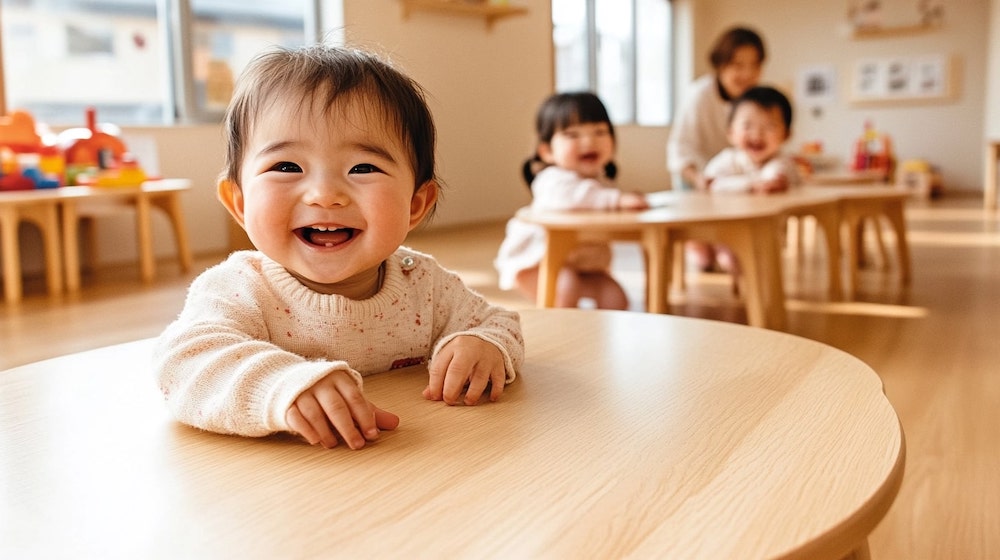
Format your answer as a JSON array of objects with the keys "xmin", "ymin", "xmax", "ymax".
[
  {"xmin": 153, "ymin": 45, "xmax": 524, "ymax": 451},
  {"xmin": 704, "ymin": 85, "xmax": 800, "ymax": 193},
  {"xmin": 494, "ymin": 92, "xmax": 649, "ymax": 310}
]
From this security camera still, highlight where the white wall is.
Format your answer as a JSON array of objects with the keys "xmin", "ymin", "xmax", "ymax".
[
  {"xmin": 691, "ymin": 0, "xmax": 990, "ymax": 192},
  {"xmin": 986, "ymin": 0, "xmax": 1000, "ymax": 139},
  {"xmin": 339, "ymin": 0, "xmax": 551, "ymax": 227}
]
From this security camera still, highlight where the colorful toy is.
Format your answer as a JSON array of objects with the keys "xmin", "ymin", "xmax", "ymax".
[
  {"xmin": 849, "ymin": 120, "xmax": 894, "ymax": 179},
  {"xmin": 60, "ymin": 107, "xmax": 146, "ymax": 186},
  {"xmin": 0, "ymin": 110, "xmax": 64, "ymax": 191}
]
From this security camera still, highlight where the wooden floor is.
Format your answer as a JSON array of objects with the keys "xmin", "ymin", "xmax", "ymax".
[{"xmin": 2, "ymin": 193, "xmax": 998, "ymax": 558}]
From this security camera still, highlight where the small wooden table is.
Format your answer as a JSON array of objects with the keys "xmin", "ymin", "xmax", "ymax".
[
  {"xmin": 0, "ymin": 189, "xmax": 64, "ymax": 303},
  {"xmin": 0, "ymin": 179, "xmax": 191, "ymax": 302},
  {"xmin": 0, "ymin": 309, "xmax": 904, "ymax": 559},
  {"xmin": 519, "ymin": 186, "xmax": 911, "ymax": 329},
  {"xmin": 58, "ymin": 179, "xmax": 193, "ymax": 290}
]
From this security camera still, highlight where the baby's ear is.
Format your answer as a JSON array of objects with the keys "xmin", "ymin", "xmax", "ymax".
[
  {"xmin": 217, "ymin": 179, "xmax": 246, "ymax": 227},
  {"xmin": 409, "ymin": 180, "xmax": 439, "ymax": 230}
]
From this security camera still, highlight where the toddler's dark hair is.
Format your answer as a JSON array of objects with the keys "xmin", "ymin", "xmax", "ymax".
[
  {"xmin": 729, "ymin": 86, "xmax": 793, "ymax": 132},
  {"xmin": 522, "ymin": 91, "xmax": 617, "ymax": 187},
  {"xmin": 221, "ymin": 44, "xmax": 437, "ymax": 194}
]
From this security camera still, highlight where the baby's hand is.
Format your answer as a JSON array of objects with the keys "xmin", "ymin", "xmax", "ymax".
[
  {"xmin": 752, "ymin": 175, "xmax": 789, "ymax": 194},
  {"xmin": 424, "ymin": 336, "xmax": 507, "ymax": 405},
  {"xmin": 286, "ymin": 370, "xmax": 399, "ymax": 450},
  {"xmin": 618, "ymin": 191, "xmax": 651, "ymax": 210}
]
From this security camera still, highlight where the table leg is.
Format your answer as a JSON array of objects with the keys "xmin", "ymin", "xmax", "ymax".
[
  {"xmin": 642, "ymin": 226, "xmax": 670, "ymax": 314},
  {"xmin": 537, "ymin": 230, "xmax": 576, "ymax": 308},
  {"xmin": 135, "ymin": 193, "xmax": 155, "ymax": 282},
  {"xmin": 26, "ymin": 203, "xmax": 64, "ymax": 296},
  {"xmin": 61, "ymin": 200, "xmax": 82, "ymax": 293},
  {"xmin": 151, "ymin": 192, "xmax": 193, "ymax": 272},
  {"xmin": 810, "ymin": 206, "xmax": 843, "ymax": 300},
  {"xmin": 744, "ymin": 217, "xmax": 787, "ymax": 330},
  {"xmin": 882, "ymin": 200, "xmax": 911, "ymax": 285},
  {"xmin": 986, "ymin": 142, "xmax": 998, "ymax": 211},
  {"xmin": 1, "ymin": 206, "xmax": 22, "ymax": 303}
]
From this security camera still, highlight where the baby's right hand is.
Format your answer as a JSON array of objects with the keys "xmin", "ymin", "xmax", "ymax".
[
  {"xmin": 286, "ymin": 370, "xmax": 400, "ymax": 450},
  {"xmin": 619, "ymin": 191, "xmax": 650, "ymax": 210}
]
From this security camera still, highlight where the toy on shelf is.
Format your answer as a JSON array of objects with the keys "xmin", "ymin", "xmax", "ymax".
[
  {"xmin": 898, "ymin": 158, "xmax": 943, "ymax": 199},
  {"xmin": 0, "ymin": 110, "xmax": 65, "ymax": 191},
  {"xmin": 849, "ymin": 120, "xmax": 894, "ymax": 181},
  {"xmin": 59, "ymin": 107, "xmax": 148, "ymax": 187}
]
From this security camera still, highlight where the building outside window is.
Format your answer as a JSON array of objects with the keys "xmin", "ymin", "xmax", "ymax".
[
  {"xmin": 0, "ymin": 0, "xmax": 317, "ymax": 125},
  {"xmin": 552, "ymin": 0, "xmax": 672, "ymax": 126}
]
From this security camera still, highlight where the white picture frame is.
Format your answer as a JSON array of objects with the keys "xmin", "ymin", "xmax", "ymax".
[{"xmin": 851, "ymin": 55, "xmax": 953, "ymax": 103}]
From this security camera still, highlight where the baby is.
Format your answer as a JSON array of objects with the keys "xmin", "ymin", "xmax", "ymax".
[
  {"xmin": 704, "ymin": 85, "xmax": 800, "ymax": 194},
  {"xmin": 153, "ymin": 45, "xmax": 524, "ymax": 450}
]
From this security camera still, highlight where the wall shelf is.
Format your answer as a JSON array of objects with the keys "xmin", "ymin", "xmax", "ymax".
[
  {"xmin": 851, "ymin": 21, "xmax": 942, "ymax": 39},
  {"xmin": 400, "ymin": 0, "xmax": 528, "ymax": 31}
]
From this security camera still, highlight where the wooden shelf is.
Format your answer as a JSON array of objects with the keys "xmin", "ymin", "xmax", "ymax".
[
  {"xmin": 851, "ymin": 21, "xmax": 941, "ymax": 39},
  {"xmin": 400, "ymin": 0, "xmax": 528, "ymax": 30}
]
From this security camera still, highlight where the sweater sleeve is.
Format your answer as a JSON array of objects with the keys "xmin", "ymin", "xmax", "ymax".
[
  {"xmin": 151, "ymin": 259, "xmax": 362, "ymax": 437},
  {"xmin": 531, "ymin": 167, "xmax": 622, "ymax": 211},
  {"xmin": 424, "ymin": 260, "xmax": 524, "ymax": 383},
  {"xmin": 704, "ymin": 148, "xmax": 751, "ymax": 193}
]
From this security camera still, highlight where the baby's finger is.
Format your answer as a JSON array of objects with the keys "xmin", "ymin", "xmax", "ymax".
[
  {"xmin": 463, "ymin": 368, "xmax": 490, "ymax": 406},
  {"xmin": 318, "ymin": 391, "xmax": 371, "ymax": 450},
  {"xmin": 424, "ymin": 358, "xmax": 448, "ymax": 401},
  {"xmin": 489, "ymin": 367, "xmax": 506, "ymax": 402},
  {"xmin": 289, "ymin": 395, "xmax": 339, "ymax": 448},
  {"xmin": 442, "ymin": 362, "xmax": 472, "ymax": 405},
  {"xmin": 374, "ymin": 407, "xmax": 401, "ymax": 430}
]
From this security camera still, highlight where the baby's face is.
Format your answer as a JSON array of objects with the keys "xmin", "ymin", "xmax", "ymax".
[
  {"xmin": 727, "ymin": 102, "xmax": 788, "ymax": 167},
  {"xmin": 540, "ymin": 121, "xmax": 614, "ymax": 179},
  {"xmin": 233, "ymin": 93, "xmax": 433, "ymax": 297}
]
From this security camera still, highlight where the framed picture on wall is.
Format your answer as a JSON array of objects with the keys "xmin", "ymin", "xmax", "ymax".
[{"xmin": 851, "ymin": 54, "xmax": 954, "ymax": 103}]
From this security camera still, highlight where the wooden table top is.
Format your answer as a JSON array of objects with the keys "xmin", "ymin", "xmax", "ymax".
[
  {"xmin": 0, "ymin": 309, "xmax": 904, "ymax": 559},
  {"xmin": 0, "ymin": 178, "xmax": 191, "ymax": 203},
  {"xmin": 517, "ymin": 186, "xmax": 907, "ymax": 230}
]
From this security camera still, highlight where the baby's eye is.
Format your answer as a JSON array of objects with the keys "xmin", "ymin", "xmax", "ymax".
[
  {"xmin": 270, "ymin": 161, "xmax": 302, "ymax": 173},
  {"xmin": 349, "ymin": 163, "xmax": 383, "ymax": 174}
]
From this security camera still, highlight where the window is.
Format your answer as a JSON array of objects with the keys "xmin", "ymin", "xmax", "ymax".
[
  {"xmin": 552, "ymin": 0, "xmax": 672, "ymax": 126},
  {"xmin": 0, "ymin": 0, "xmax": 321, "ymax": 125}
]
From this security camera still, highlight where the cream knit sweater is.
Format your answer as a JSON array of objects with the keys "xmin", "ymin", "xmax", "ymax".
[{"xmin": 153, "ymin": 247, "xmax": 524, "ymax": 437}]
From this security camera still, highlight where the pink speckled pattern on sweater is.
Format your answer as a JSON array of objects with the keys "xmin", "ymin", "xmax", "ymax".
[{"xmin": 152, "ymin": 247, "xmax": 524, "ymax": 437}]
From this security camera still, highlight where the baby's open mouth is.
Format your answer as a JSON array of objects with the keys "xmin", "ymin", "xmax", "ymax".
[{"xmin": 296, "ymin": 226, "xmax": 357, "ymax": 248}]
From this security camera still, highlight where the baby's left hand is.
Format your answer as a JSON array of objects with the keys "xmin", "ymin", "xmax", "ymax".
[{"xmin": 424, "ymin": 336, "xmax": 507, "ymax": 405}]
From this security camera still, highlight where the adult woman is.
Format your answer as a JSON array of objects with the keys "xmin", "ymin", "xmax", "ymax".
[{"xmin": 667, "ymin": 26, "xmax": 766, "ymax": 192}]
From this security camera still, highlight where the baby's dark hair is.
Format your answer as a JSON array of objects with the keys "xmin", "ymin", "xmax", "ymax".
[
  {"xmin": 730, "ymin": 86, "xmax": 793, "ymax": 132},
  {"xmin": 522, "ymin": 91, "xmax": 617, "ymax": 186},
  {"xmin": 709, "ymin": 26, "xmax": 766, "ymax": 70},
  {"xmin": 221, "ymin": 44, "xmax": 437, "ymax": 194}
]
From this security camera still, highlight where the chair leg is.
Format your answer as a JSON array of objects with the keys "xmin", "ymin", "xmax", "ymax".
[
  {"xmin": 1, "ymin": 207, "xmax": 23, "ymax": 303},
  {"xmin": 151, "ymin": 193, "xmax": 193, "ymax": 272}
]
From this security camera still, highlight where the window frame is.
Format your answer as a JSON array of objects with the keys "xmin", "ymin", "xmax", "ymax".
[
  {"xmin": 0, "ymin": 0, "xmax": 325, "ymax": 124},
  {"xmin": 554, "ymin": 0, "xmax": 673, "ymax": 126}
]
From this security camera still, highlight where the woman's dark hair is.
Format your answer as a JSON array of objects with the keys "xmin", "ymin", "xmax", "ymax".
[
  {"xmin": 709, "ymin": 26, "xmax": 766, "ymax": 70},
  {"xmin": 522, "ymin": 91, "xmax": 617, "ymax": 187}
]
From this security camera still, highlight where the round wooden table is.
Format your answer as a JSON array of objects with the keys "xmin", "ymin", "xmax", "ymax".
[{"xmin": 0, "ymin": 309, "xmax": 904, "ymax": 559}]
